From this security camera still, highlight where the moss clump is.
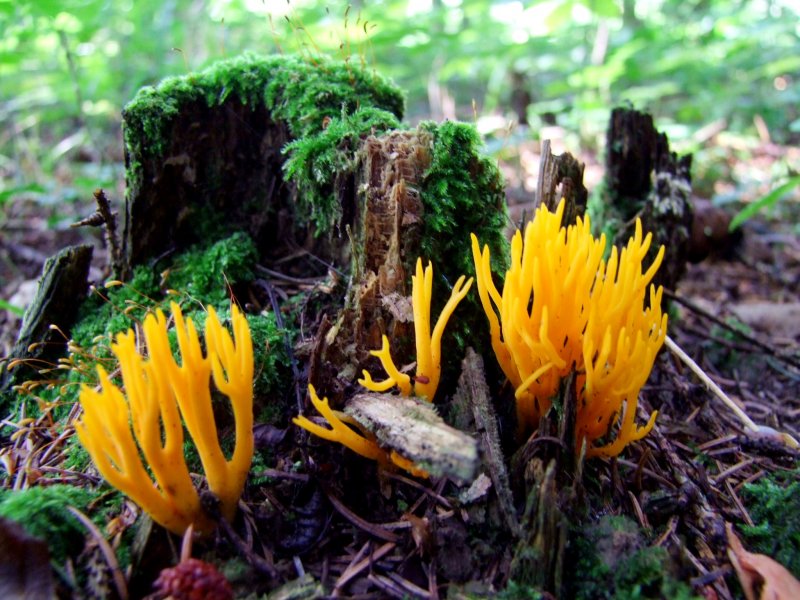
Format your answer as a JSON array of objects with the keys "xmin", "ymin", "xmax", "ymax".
[
  {"xmin": 124, "ymin": 53, "xmax": 403, "ymax": 159},
  {"xmin": 71, "ymin": 232, "xmax": 258, "ymax": 348},
  {"xmin": 498, "ymin": 582, "xmax": 545, "ymax": 599},
  {"xmin": 0, "ymin": 485, "xmax": 99, "ymax": 564},
  {"xmin": 740, "ymin": 471, "xmax": 800, "ymax": 578},
  {"xmin": 71, "ymin": 232, "xmax": 287, "ymax": 403},
  {"xmin": 17, "ymin": 231, "xmax": 289, "ymax": 428},
  {"xmin": 164, "ymin": 232, "xmax": 258, "ymax": 305},
  {"xmin": 567, "ymin": 515, "xmax": 697, "ymax": 600},
  {"xmin": 187, "ymin": 306, "xmax": 288, "ymax": 403},
  {"xmin": 284, "ymin": 106, "xmax": 401, "ymax": 233},
  {"xmin": 419, "ymin": 121, "xmax": 508, "ymax": 282},
  {"xmin": 414, "ymin": 121, "xmax": 509, "ymax": 375}
]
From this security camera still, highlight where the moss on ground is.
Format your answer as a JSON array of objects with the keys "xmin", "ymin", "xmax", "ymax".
[
  {"xmin": 10, "ymin": 232, "xmax": 289, "ymax": 430},
  {"xmin": 0, "ymin": 484, "xmax": 100, "ymax": 565},
  {"xmin": 567, "ymin": 515, "xmax": 698, "ymax": 600},
  {"xmin": 70, "ymin": 232, "xmax": 261, "ymax": 347},
  {"xmin": 740, "ymin": 470, "xmax": 800, "ymax": 578}
]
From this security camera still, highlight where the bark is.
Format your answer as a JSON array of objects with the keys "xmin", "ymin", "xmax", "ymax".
[
  {"xmin": 1, "ymin": 245, "xmax": 93, "ymax": 395},
  {"xmin": 315, "ymin": 131, "xmax": 431, "ymax": 400},
  {"xmin": 346, "ymin": 392, "xmax": 478, "ymax": 484},
  {"xmin": 121, "ymin": 99, "xmax": 294, "ymax": 277},
  {"xmin": 536, "ymin": 139, "xmax": 588, "ymax": 227},
  {"xmin": 605, "ymin": 107, "xmax": 694, "ymax": 293}
]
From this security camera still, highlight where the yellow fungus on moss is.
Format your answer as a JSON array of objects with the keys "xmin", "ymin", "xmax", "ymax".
[
  {"xmin": 293, "ymin": 385, "xmax": 428, "ymax": 477},
  {"xmin": 75, "ymin": 302, "xmax": 254, "ymax": 535},
  {"xmin": 471, "ymin": 200, "xmax": 667, "ymax": 458},
  {"xmin": 358, "ymin": 258, "xmax": 473, "ymax": 402}
]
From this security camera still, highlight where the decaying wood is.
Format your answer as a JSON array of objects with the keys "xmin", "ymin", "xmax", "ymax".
[
  {"xmin": 507, "ymin": 373, "xmax": 583, "ymax": 597},
  {"xmin": 121, "ymin": 99, "xmax": 297, "ymax": 278},
  {"xmin": 605, "ymin": 107, "xmax": 694, "ymax": 293},
  {"xmin": 451, "ymin": 348, "xmax": 520, "ymax": 536},
  {"xmin": 536, "ymin": 138, "xmax": 588, "ymax": 227},
  {"xmin": 509, "ymin": 459, "xmax": 568, "ymax": 595},
  {"xmin": 1, "ymin": 245, "xmax": 93, "ymax": 392},
  {"xmin": 345, "ymin": 392, "xmax": 478, "ymax": 484},
  {"xmin": 319, "ymin": 130, "xmax": 432, "ymax": 396}
]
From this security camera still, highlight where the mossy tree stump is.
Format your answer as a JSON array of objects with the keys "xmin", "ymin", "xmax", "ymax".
[
  {"xmin": 313, "ymin": 122, "xmax": 509, "ymax": 402},
  {"xmin": 120, "ymin": 53, "xmax": 405, "ymax": 279}
]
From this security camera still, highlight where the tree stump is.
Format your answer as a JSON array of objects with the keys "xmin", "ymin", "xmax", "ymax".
[
  {"xmin": 316, "ymin": 130, "xmax": 431, "ymax": 397},
  {"xmin": 603, "ymin": 107, "xmax": 693, "ymax": 293},
  {"xmin": 119, "ymin": 53, "xmax": 405, "ymax": 278}
]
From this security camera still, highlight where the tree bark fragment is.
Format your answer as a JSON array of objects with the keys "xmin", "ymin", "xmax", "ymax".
[
  {"xmin": 605, "ymin": 107, "xmax": 694, "ymax": 292},
  {"xmin": 1, "ymin": 245, "xmax": 93, "ymax": 394}
]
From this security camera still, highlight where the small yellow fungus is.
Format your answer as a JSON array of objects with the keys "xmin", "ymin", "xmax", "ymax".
[
  {"xmin": 75, "ymin": 302, "xmax": 254, "ymax": 535},
  {"xmin": 358, "ymin": 258, "xmax": 473, "ymax": 402},
  {"xmin": 293, "ymin": 385, "xmax": 428, "ymax": 477},
  {"xmin": 471, "ymin": 200, "xmax": 667, "ymax": 457}
]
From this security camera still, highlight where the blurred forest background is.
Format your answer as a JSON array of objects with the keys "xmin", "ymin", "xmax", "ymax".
[{"xmin": 1, "ymin": 0, "xmax": 799, "ymax": 314}]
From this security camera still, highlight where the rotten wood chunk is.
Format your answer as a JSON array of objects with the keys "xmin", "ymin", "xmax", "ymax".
[
  {"xmin": 507, "ymin": 373, "xmax": 585, "ymax": 597},
  {"xmin": 1, "ymin": 244, "xmax": 93, "ymax": 393},
  {"xmin": 345, "ymin": 393, "xmax": 478, "ymax": 484},
  {"xmin": 319, "ymin": 131, "xmax": 432, "ymax": 397},
  {"xmin": 509, "ymin": 459, "xmax": 568, "ymax": 595},
  {"xmin": 605, "ymin": 107, "xmax": 694, "ymax": 293},
  {"xmin": 536, "ymin": 138, "xmax": 588, "ymax": 227},
  {"xmin": 451, "ymin": 348, "xmax": 520, "ymax": 536}
]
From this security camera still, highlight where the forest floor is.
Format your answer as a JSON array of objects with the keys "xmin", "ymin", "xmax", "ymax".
[{"xmin": 0, "ymin": 132, "xmax": 798, "ymax": 599}]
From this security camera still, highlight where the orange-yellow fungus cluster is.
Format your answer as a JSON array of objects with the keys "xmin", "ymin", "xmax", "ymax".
[
  {"xmin": 359, "ymin": 258, "xmax": 473, "ymax": 402},
  {"xmin": 471, "ymin": 200, "xmax": 667, "ymax": 457},
  {"xmin": 75, "ymin": 302, "xmax": 254, "ymax": 535},
  {"xmin": 293, "ymin": 385, "xmax": 428, "ymax": 478}
]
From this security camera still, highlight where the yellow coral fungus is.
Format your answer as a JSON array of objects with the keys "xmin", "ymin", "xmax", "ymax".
[
  {"xmin": 75, "ymin": 302, "xmax": 254, "ymax": 535},
  {"xmin": 358, "ymin": 258, "xmax": 473, "ymax": 401},
  {"xmin": 471, "ymin": 200, "xmax": 667, "ymax": 457},
  {"xmin": 293, "ymin": 385, "xmax": 428, "ymax": 477}
]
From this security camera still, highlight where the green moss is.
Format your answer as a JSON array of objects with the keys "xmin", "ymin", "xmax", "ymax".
[
  {"xmin": 166, "ymin": 232, "xmax": 259, "ymax": 305},
  {"xmin": 415, "ymin": 121, "xmax": 509, "ymax": 378},
  {"xmin": 187, "ymin": 306, "xmax": 289, "ymax": 402},
  {"xmin": 498, "ymin": 582, "xmax": 544, "ymax": 599},
  {"xmin": 587, "ymin": 181, "xmax": 620, "ymax": 247},
  {"xmin": 70, "ymin": 232, "xmax": 258, "ymax": 352},
  {"xmin": 123, "ymin": 52, "xmax": 404, "ymax": 234},
  {"xmin": 740, "ymin": 470, "xmax": 800, "ymax": 578},
  {"xmin": 419, "ymin": 121, "xmax": 508, "ymax": 281},
  {"xmin": 567, "ymin": 515, "xmax": 697, "ymax": 600},
  {"xmin": 0, "ymin": 485, "xmax": 99, "ymax": 564},
  {"xmin": 17, "ymin": 231, "xmax": 288, "ymax": 445},
  {"xmin": 284, "ymin": 106, "xmax": 401, "ymax": 233}
]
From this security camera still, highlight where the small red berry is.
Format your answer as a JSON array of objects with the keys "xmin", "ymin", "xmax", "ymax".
[{"xmin": 153, "ymin": 558, "xmax": 233, "ymax": 600}]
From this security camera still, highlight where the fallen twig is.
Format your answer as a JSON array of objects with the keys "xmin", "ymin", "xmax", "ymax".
[{"xmin": 665, "ymin": 335, "xmax": 799, "ymax": 449}]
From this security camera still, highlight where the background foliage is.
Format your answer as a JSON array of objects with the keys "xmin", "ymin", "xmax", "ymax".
[{"xmin": 1, "ymin": 0, "xmax": 798, "ymax": 238}]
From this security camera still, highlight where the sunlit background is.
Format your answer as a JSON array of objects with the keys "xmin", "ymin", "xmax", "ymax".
[{"xmin": 1, "ymin": 0, "xmax": 798, "ymax": 221}]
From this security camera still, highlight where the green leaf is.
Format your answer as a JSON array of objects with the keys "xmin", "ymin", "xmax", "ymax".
[
  {"xmin": 0, "ymin": 183, "xmax": 45, "ymax": 205},
  {"xmin": 0, "ymin": 298, "xmax": 25, "ymax": 317},
  {"xmin": 729, "ymin": 175, "xmax": 800, "ymax": 231}
]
